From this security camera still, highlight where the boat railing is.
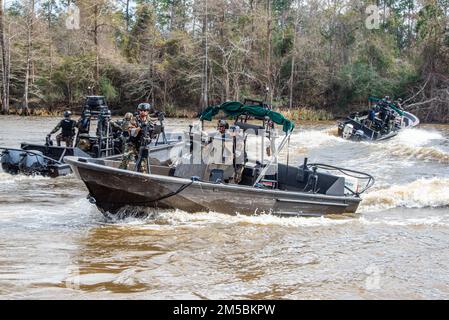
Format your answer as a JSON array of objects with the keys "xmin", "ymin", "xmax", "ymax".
[{"xmin": 305, "ymin": 163, "xmax": 375, "ymax": 195}]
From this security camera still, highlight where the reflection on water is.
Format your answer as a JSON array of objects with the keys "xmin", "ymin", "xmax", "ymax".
[{"xmin": 1, "ymin": 115, "xmax": 449, "ymax": 299}]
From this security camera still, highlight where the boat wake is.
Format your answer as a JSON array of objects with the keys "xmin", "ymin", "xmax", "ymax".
[
  {"xmin": 359, "ymin": 177, "xmax": 449, "ymax": 212},
  {"xmin": 392, "ymin": 128, "xmax": 444, "ymax": 146},
  {"xmin": 387, "ymin": 145, "xmax": 449, "ymax": 163},
  {"xmin": 288, "ymin": 129, "xmax": 350, "ymax": 153},
  {"xmin": 102, "ymin": 206, "xmax": 354, "ymax": 228},
  {"xmin": 359, "ymin": 128, "xmax": 449, "ymax": 163},
  {"xmin": 359, "ymin": 215, "xmax": 449, "ymax": 227},
  {"xmin": 0, "ymin": 172, "xmax": 51, "ymax": 184},
  {"xmin": 99, "ymin": 175, "xmax": 449, "ymax": 227}
]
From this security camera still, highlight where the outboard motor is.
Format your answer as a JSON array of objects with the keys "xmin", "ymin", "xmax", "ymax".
[
  {"xmin": 18, "ymin": 151, "xmax": 48, "ymax": 175},
  {"xmin": 342, "ymin": 123, "xmax": 354, "ymax": 139},
  {"xmin": 354, "ymin": 129, "xmax": 365, "ymax": 141},
  {"xmin": 1, "ymin": 149, "xmax": 23, "ymax": 174}
]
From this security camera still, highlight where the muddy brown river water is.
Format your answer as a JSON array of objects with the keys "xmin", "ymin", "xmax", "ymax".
[{"xmin": 0, "ymin": 115, "xmax": 449, "ymax": 299}]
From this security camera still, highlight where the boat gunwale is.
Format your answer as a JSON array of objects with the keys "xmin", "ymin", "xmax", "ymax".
[{"xmin": 64, "ymin": 156, "xmax": 361, "ymax": 203}]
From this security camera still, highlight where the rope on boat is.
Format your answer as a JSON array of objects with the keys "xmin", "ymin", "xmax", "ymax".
[
  {"xmin": 306, "ymin": 163, "xmax": 375, "ymax": 195},
  {"xmin": 96, "ymin": 177, "xmax": 196, "ymax": 206}
]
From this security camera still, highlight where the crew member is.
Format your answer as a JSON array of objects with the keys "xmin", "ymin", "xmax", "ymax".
[
  {"xmin": 205, "ymin": 120, "xmax": 239, "ymax": 182},
  {"xmin": 111, "ymin": 112, "xmax": 134, "ymax": 153},
  {"xmin": 76, "ymin": 110, "xmax": 91, "ymax": 135},
  {"xmin": 229, "ymin": 125, "xmax": 245, "ymax": 184},
  {"xmin": 119, "ymin": 104, "xmax": 155, "ymax": 172},
  {"xmin": 47, "ymin": 111, "xmax": 77, "ymax": 147},
  {"xmin": 396, "ymin": 98, "xmax": 404, "ymax": 110},
  {"xmin": 96, "ymin": 109, "xmax": 113, "ymax": 137},
  {"xmin": 112, "ymin": 112, "xmax": 134, "ymax": 131}
]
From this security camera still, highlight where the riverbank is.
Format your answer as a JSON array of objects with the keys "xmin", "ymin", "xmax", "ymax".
[
  {"xmin": 1, "ymin": 106, "xmax": 334, "ymax": 122},
  {"xmin": 2, "ymin": 107, "xmax": 446, "ymax": 124}
]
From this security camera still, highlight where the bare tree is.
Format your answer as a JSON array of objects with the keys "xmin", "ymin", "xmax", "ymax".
[
  {"xmin": 289, "ymin": 0, "xmax": 301, "ymax": 109},
  {"xmin": 0, "ymin": 0, "xmax": 9, "ymax": 113},
  {"xmin": 266, "ymin": 0, "xmax": 272, "ymax": 105},
  {"xmin": 23, "ymin": 0, "xmax": 36, "ymax": 115},
  {"xmin": 200, "ymin": 0, "xmax": 209, "ymax": 110}
]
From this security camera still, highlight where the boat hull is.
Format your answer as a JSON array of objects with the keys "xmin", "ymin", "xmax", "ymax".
[
  {"xmin": 0, "ymin": 142, "xmax": 182, "ymax": 177},
  {"xmin": 338, "ymin": 110, "xmax": 419, "ymax": 142},
  {"xmin": 65, "ymin": 157, "xmax": 361, "ymax": 217}
]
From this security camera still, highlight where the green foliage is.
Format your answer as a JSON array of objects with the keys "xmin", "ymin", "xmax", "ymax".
[
  {"xmin": 2, "ymin": 0, "xmax": 448, "ymax": 122},
  {"xmin": 52, "ymin": 54, "xmax": 96, "ymax": 105},
  {"xmin": 99, "ymin": 77, "xmax": 119, "ymax": 102}
]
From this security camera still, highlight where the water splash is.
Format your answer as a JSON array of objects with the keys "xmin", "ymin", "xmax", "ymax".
[
  {"xmin": 359, "ymin": 177, "xmax": 449, "ymax": 212},
  {"xmin": 359, "ymin": 216, "xmax": 449, "ymax": 227},
  {"xmin": 289, "ymin": 129, "xmax": 349, "ymax": 151},
  {"xmin": 393, "ymin": 128, "xmax": 444, "ymax": 147},
  {"xmin": 358, "ymin": 128, "xmax": 449, "ymax": 164},
  {"xmin": 384, "ymin": 143, "xmax": 449, "ymax": 163},
  {"xmin": 103, "ymin": 208, "xmax": 355, "ymax": 228}
]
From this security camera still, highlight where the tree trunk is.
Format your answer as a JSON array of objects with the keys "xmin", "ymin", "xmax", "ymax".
[
  {"xmin": 200, "ymin": 0, "xmax": 208, "ymax": 110},
  {"xmin": 94, "ymin": 3, "xmax": 100, "ymax": 86},
  {"xmin": 266, "ymin": 0, "xmax": 272, "ymax": 105},
  {"xmin": 289, "ymin": 1, "xmax": 299, "ymax": 109},
  {"xmin": 23, "ymin": 0, "xmax": 35, "ymax": 116},
  {"xmin": 0, "ymin": 0, "xmax": 9, "ymax": 114},
  {"xmin": 125, "ymin": 0, "xmax": 130, "ymax": 32},
  {"xmin": 48, "ymin": 0, "xmax": 53, "ymax": 84},
  {"xmin": 6, "ymin": 22, "xmax": 10, "ymax": 110}
]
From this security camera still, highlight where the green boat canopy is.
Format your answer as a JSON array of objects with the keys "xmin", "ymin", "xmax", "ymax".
[
  {"xmin": 368, "ymin": 96, "xmax": 404, "ymax": 116},
  {"xmin": 200, "ymin": 101, "xmax": 295, "ymax": 133}
]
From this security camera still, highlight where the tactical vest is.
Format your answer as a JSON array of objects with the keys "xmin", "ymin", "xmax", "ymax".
[
  {"xmin": 78, "ymin": 118, "xmax": 90, "ymax": 134},
  {"xmin": 129, "ymin": 118, "xmax": 154, "ymax": 146},
  {"xmin": 61, "ymin": 119, "xmax": 76, "ymax": 137}
]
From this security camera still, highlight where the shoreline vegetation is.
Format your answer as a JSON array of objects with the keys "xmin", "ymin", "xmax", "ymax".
[
  {"xmin": 1, "ymin": 1, "xmax": 449, "ymax": 123},
  {"xmin": 2, "ymin": 108, "xmax": 449, "ymax": 125},
  {"xmin": 0, "ymin": 106, "xmax": 333, "ymax": 122},
  {"xmin": 3, "ymin": 105, "xmax": 446, "ymax": 125}
]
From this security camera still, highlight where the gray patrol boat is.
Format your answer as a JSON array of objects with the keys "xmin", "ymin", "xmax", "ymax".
[{"xmin": 65, "ymin": 101, "xmax": 374, "ymax": 217}]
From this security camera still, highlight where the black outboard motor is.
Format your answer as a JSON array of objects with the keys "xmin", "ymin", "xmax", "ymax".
[
  {"xmin": 18, "ymin": 151, "xmax": 48, "ymax": 176},
  {"xmin": 1, "ymin": 149, "xmax": 23, "ymax": 174}
]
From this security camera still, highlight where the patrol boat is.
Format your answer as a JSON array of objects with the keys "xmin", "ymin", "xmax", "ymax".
[
  {"xmin": 65, "ymin": 101, "xmax": 374, "ymax": 217},
  {"xmin": 0, "ymin": 96, "xmax": 182, "ymax": 177},
  {"xmin": 337, "ymin": 96, "xmax": 420, "ymax": 141}
]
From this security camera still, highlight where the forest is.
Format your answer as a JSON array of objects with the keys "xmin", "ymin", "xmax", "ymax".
[{"xmin": 0, "ymin": 0, "xmax": 448, "ymax": 122}]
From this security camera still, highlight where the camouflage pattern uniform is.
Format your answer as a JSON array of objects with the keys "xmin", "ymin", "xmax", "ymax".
[
  {"xmin": 118, "ymin": 117, "xmax": 154, "ymax": 172},
  {"xmin": 50, "ymin": 118, "xmax": 76, "ymax": 147}
]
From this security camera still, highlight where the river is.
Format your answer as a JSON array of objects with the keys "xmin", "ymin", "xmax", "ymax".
[{"xmin": 0, "ymin": 115, "xmax": 448, "ymax": 299}]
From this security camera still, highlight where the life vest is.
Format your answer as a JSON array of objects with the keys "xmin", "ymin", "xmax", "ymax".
[
  {"xmin": 128, "ymin": 118, "xmax": 154, "ymax": 147},
  {"xmin": 61, "ymin": 119, "xmax": 76, "ymax": 137},
  {"xmin": 77, "ymin": 118, "xmax": 90, "ymax": 134}
]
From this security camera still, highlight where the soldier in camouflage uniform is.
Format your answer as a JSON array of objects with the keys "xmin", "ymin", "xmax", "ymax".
[
  {"xmin": 111, "ymin": 112, "xmax": 134, "ymax": 153},
  {"xmin": 111, "ymin": 112, "xmax": 134, "ymax": 134},
  {"xmin": 119, "ymin": 104, "xmax": 155, "ymax": 172},
  {"xmin": 47, "ymin": 111, "xmax": 77, "ymax": 147}
]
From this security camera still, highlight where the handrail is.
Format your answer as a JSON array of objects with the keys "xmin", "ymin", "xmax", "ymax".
[{"xmin": 252, "ymin": 133, "xmax": 291, "ymax": 187}]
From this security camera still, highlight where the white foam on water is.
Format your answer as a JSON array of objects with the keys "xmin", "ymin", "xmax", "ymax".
[
  {"xmin": 0, "ymin": 172, "xmax": 51, "ymax": 184},
  {"xmin": 359, "ymin": 216, "xmax": 449, "ymax": 227},
  {"xmin": 359, "ymin": 177, "xmax": 449, "ymax": 212},
  {"xmin": 289, "ymin": 129, "xmax": 348, "ymax": 149},
  {"xmin": 363, "ymin": 128, "xmax": 449, "ymax": 163},
  {"xmin": 393, "ymin": 128, "xmax": 444, "ymax": 147},
  {"xmin": 154, "ymin": 209, "xmax": 354, "ymax": 228},
  {"xmin": 101, "ymin": 206, "xmax": 356, "ymax": 228},
  {"xmin": 389, "ymin": 145, "xmax": 449, "ymax": 164}
]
